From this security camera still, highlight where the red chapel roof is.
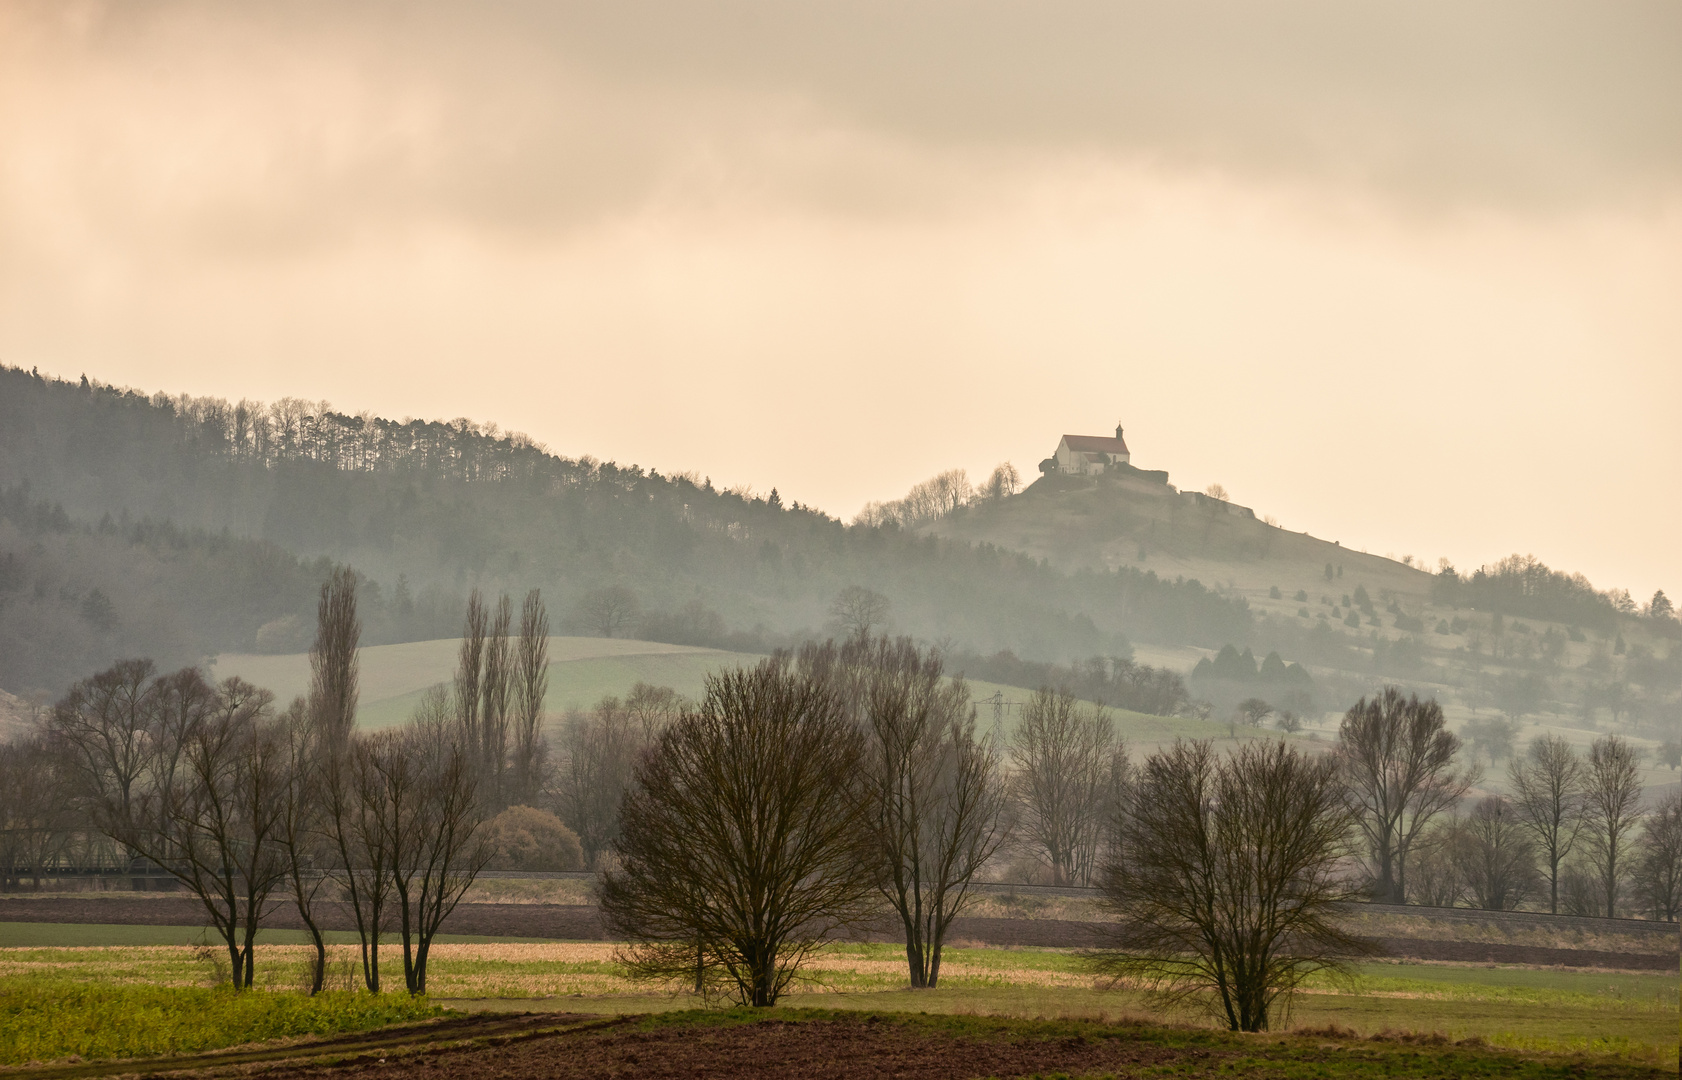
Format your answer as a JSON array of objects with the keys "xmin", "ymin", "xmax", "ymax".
[{"xmin": 1060, "ymin": 433, "xmax": 1130, "ymax": 455}]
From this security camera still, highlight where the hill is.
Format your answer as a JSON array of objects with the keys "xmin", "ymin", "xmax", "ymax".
[
  {"xmin": 933, "ymin": 468, "xmax": 1434, "ymax": 608},
  {"xmin": 0, "ymin": 366, "xmax": 1250, "ymax": 696},
  {"xmin": 920, "ymin": 465, "xmax": 1679, "ymax": 750},
  {"xmin": 1, "ymin": 366, "xmax": 1674, "ymax": 758}
]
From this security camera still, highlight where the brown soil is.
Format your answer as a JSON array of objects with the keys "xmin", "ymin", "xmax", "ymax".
[
  {"xmin": 12, "ymin": 1011, "xmax": 1675, "ymax": 1080},
  {"xmin": 249, "ymin": 1015, "xmax": 1210, "ymax": 1080},
  {"xmin": 3, "ymin": 897, "xmax": 1675, "ymax": 971}
]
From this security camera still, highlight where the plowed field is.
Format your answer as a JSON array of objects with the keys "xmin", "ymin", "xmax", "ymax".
[{"xmin": 202, "ymin": 1012, "xmax": 1674, "ymax": 1080}]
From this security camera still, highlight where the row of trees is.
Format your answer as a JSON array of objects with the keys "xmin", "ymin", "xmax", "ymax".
[
  {"xmin": 1336, "ymin": 689, "xmax": 1674, "ymax": 918},
  {"xmin": 597, "ymin": 668, "xmax": 1677, "ymax": 1029},
  {"xmin": 1405, "ymin": 735, "xmax": 1678, "ymax": 919},
  {"xmin": 851, "ymin": 464, "xmax": 1024, "ymax": 530},
  {"xmin": 1428, "ymin": 554, "xmax": 1673, "ymax": 633},
  {"xmin": 3, "ymin": 570, "xmax": 510, "ymax": 993}
]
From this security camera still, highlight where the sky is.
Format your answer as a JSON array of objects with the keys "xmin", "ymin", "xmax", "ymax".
[{"xmin": 2, "ymin": 0, "xmax": 1678, "ymax": 599}]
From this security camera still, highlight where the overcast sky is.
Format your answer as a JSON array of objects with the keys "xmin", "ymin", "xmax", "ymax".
[{"xmin": 3, "ymin": 0, "xmax": 1678, "ymax": 598}]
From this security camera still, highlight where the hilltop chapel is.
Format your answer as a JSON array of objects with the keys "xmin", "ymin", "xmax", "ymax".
[{"xmin": 1048, "ymin": 425, "xmax": 1131, "ymax": 476}]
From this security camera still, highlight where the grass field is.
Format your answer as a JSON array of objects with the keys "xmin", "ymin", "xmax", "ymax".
[
  {"xmin": 0, "ymin": 983, "xmax": 438, "ymax": 1066},
  {"xmin": 0, "ymin": 938, "xmax": 1671, "ymax": 1067},
  {"xmin": 210, "ymin": 635, "xmax": 1260, "ymax": 748},
  {"xmin": 210, "ymin": 637, "xmax": 764, "ymax": 729}
]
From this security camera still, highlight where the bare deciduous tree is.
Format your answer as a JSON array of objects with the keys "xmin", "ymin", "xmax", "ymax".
[
  {"xmin": 1237, "ymin": 697, "xmax": 1273, "ymax": 727},
  {"xmin": 812, "ymin": 636, "xmax": 1008, "ymax": 989},
  {"xmin": 116, "ymin": 674, "xmax": 287, "ymax": 989},
  {"xmin": 376, "ymin": 717, "xmax": 493, "ymax": 996},
  {"xmin": 578, "ymin": 586, "xmax": 640, "ymax": 639},
  {"xmin": 1633, "ymin": 788, "xmax": 1681, "ymax": 922},
  {"xmin": 1404, "ymin": 824, "xmax": 1466, "ymax": 908},
  {"xmin": 623, "ymin": 682, "xmax": 685, "ymax": 742},
  {"xmin": 309, "ymin": 567, "xmax": 360, "ymax": 754},
  {"xmin": 276, "ymin": 696, "xmax": 331, "ymax": 994},
  {"xmin": 55, "ymin": 663, "xmax": 292, "ymax": 988},
  {"xmin": 1012, "ymin": 687, "xmax": 1117, "ymax": 886},
  {"xmin": 1508, "ymin": 734, "xmax": 1586, "ymax": 913},
  {"xmin": 509, "ymin": 589, "xmax": 550, "ymax": 807},
  {"xmin": 1337, "ymin": 689, "xmax": 1476, "ymax": 904},
  {"xmin": 556, "ymin": 697, "xmax": 644, "ymax": 868},
  {"xmin": 854, "ymin": 471, "xmax": 973, "ymax": 528},
  {"xmin": 49, "ymin": 658, "xmax": 157, "ymax": 829},
  {"xmin": 1096, "ymin": 739, "xmax": 1366, "ymax": 1032},
  {"xmin": 1449, "ymin": 796, "xmax": 1539, "ymax": 911},
  {"xmin": 982, "ymin": 462, "xmax": 1021, "ymax": 501},
  {"xmin": 600, "ymin": 658, "xmax": 874, "ymax": 1007},
  {"xmin": 827, "ymin": 586, "xmax": 890, "ymax": 640},
  {"xmin": 0, "ymin": 734, "xmax": 76, "ymax": 890},
  {"xmin": 1582, "ymin": 734, "xmax": 1644, "ymax": 918},
  {"xmin": 326, "ymin": 735, "xmax": 397, "ymax": 993}
]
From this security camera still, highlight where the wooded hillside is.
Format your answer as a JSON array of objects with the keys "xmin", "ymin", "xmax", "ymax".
[{"xmin": 0, "ymin": 367, "xmax": 1252, "ymax": 694}]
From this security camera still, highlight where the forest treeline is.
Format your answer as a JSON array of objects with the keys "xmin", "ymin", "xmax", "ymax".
[
  {"xmin": 0, "ymin": 366, "xmax": 1252, "ymax": 695},
  {"xmin": 1427, "ymin": 554, "xmax": 1642, "ymax": 632}
]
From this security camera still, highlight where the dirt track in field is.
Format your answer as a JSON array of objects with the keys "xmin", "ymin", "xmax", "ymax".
[{"xmin": 2, "ymin": 897, "xmax": 1677, "ymax": 971}]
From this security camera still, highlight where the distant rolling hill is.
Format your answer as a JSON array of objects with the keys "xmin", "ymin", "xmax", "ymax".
[
  {"xmin": 0, "ymin": 366, "xmax": 1255, "ymax": 696},
  {"xmin": 929, "ymin": 468, "xmax": 1436, "ymax": 634}
]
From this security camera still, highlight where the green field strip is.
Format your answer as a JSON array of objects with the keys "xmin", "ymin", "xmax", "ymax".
[{"xmin": 356, "ymin": 649, "xmax": 766, "ymax": 728}]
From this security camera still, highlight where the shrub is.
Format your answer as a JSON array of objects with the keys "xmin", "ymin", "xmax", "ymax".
[
  {"xmin": 485, "ymin": 805, "xmax": 584, "ymax": 871},
  {"xmin": 1294, "ymin": 590, "xmax": 1308, "ymax": 603},
  {"xmin": 1268, "ymin": 586, "xmax": 1281, "ymax": 599}
]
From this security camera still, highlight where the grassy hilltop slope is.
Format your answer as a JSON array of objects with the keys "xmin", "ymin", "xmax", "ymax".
[
  {"xmin": 921, "ymin": 466, "xmax": 1681, "ymax": 786},
  {"xmin": 932, "ymin": 469, "xmax": 1433, "ymax": 610}
]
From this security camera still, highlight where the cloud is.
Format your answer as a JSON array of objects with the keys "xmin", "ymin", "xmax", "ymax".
[
  {"xmin": 3, "ymin": 0, "xmax": 1678, "ymax": 264},
  {"xmin": 0, "ymin": 1, "xmax": 1676, "ymax": 598}
]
